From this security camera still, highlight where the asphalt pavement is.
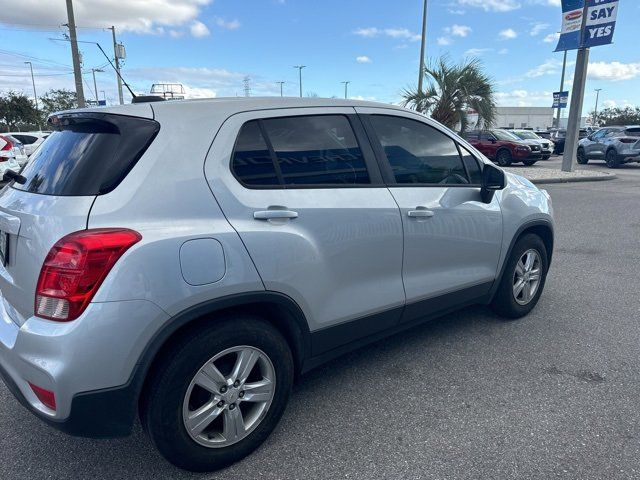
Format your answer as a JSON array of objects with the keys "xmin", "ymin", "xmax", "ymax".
[{"xmin": 1, "ymin": 160, "xmax": 639, "ymax": 479}]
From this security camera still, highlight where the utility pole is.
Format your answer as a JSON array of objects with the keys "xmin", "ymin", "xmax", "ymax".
[
  {"xmin": 593, "ymin": 88, "xmax": 602, "ymax": 127},
  {"xmin": 110, "ymin": 26, "xmax": 124, "ymax": 105},
  {"xmin": 561, "ymin": 3, "xmax": 590, "ymax": 173},
  {"xmin": 91, "ymin": 68, "xmax": 104, "ymax": 102},
  {"xmin": 417, "ymin": 0, "xmax": 429, "ymax": 93},
  {"xmin": 555, "ymin": 49, "xmax": 567, "ymax": 129},
  {"xmin": 65, "ymin": 0, "xmax": 85, "ymax": 108},
  {"xmin": 24, "ymin": 61, "xmax": 40, "ymax": 128},
  {"xmin": 276, "ymin": 81, "xmax": 285, "ymax": 97},
  {"xmin": 294, "ymin": 65, "xmax": 305, "ymax": 97},
  {"xmin": 341, "ymin": 81, "xmax": 350, "ymax": 99}
]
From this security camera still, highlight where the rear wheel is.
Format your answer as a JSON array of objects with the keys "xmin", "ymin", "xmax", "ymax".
[
  {"xmin": 491, "ymin": 234, "xmax": 548, "ymax": 319},
  {"xmin": 576, "ymin": 148, "xmax": 588, "ymax": 165},
  {"xmin": 143, "ymin": 317, "xmax": 294, "ymax": 472},
  {"xmin": 605, "ymin": 149, "xmax": 621, "ymax": 168},
  {"xmin": 496, "ymin": 149, "xmax": 512, "ymax": 167}
]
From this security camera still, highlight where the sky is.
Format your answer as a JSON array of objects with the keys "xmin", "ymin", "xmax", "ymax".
[{"xmin": 0, "ymin": 0, "xmax": 637, "ymax": 115}]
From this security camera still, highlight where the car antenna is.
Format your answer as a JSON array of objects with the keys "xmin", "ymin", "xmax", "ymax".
[{"xmin": 94, "ymin": 42, "xmax": 136, "ymax": 99}]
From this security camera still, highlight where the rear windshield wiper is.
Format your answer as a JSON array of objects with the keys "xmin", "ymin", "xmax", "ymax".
[{"xmin": 3, "ymin": 170, "xmax": 26, "ymax": 185}]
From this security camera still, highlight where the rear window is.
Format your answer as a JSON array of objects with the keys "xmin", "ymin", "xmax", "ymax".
[{"xmin": 13, "ymin": 113, "xmax": 159, "ymax": 196}]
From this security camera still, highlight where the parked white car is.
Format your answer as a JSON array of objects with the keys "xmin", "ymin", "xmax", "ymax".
[
  {"xmin": 0, "ymin": 135, "xmax": 24, "ymax": 175},
  {"xmin": 6, "ymin": 132, "xmax": 49, "ymax": 157}
]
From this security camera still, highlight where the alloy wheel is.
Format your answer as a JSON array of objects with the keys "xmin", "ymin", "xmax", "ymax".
[
  {"xmin": 512, "ymin": 249, "xmax": 542, "ymax": 306},
  {"xmin": 182, "ymin": 346, "xmax": 276, "ymax": 448}
]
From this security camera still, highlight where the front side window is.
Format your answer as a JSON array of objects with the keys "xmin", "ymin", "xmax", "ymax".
[
  {"xmin": 459, "ymin": 145, "xmax": 483, "ymax": 185},
  {"xmin": 369, "ymin": 115, "xmax": 469, "ymax": 185}
]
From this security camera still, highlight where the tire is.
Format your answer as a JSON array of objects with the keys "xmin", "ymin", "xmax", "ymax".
[
  {"xmin": 605, "ymin": 149, "xmax": 621, "ymax": 168},
  {"xmin": 496, "ymin": 149, "xmax": 512, "ymax": 167},
  {"xmin": 490, "ymin": 233, "xmax": 548, "ymax": 319},
  {"xmin": 576, "ymin": 148, "xmax": 588, "ymax": 165},
  {"xmin": 142, "ymin": 316, "xmax": 294, "ymax": 472},
  {"xmin": 523, "ymin": 159, "xmax": 538, "ymax": 166}
]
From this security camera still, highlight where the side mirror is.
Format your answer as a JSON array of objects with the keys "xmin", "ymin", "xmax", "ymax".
[{"xmin": 481, "ymin": 163, "xmax": 506, "ymax": 203}]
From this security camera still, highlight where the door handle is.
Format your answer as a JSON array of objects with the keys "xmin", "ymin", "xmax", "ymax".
[
  {"xmin": 407, "ymin": 209, "xmax": 434, "ymax": 218},
  {"xmin": 253, "ymin": 209, "xmax": 299, "ymax": 220}
]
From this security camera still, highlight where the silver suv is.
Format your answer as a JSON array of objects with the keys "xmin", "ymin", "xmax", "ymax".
[
  {"xmin": 577, "ymin": 125, "xmax": 640, "ymax": 168},
  {"xmin": 0, "ymin": 98, "xmax": 553, "ymax": 471}
]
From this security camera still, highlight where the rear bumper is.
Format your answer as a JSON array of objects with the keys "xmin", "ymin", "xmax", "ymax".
[{"xmin": 0, "ymin": 296, "xmax": 169, "ymax": 437}]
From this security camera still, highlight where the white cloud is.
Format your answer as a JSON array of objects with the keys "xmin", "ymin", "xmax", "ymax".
[
  {"xmin": 169, "ymin": 30, "xmax": 184, "ymax": 38},
  {"xmin": 445, "ymin": 24, "xmax": 472, "ymax": 37},
  {"xmin": 356, "ymin": 55, "xmax": 372, "ymax": 64},
  {"xmin": 498, "ymin": 48, "xmax": 509, "ymax": 54},
  {"xmin": 190, "ymin": 20, "xmax": 210, "ymax": 38},
  {"xmin": 214, "ymin": 17, "xmax": 241, "ymax": 30},
  {"xmin": 457, "ymin": 0, "xmax": 521, "ymax": 12},
  {"xmin": 437, "ymin": 37, "xmax": 452, "ymax": 46},
  {"xmin": 465, "ymin": 48, "xmax": 492, "ymax": 56},
  {"xmin": 499, "ymin": 28, "xmax": 518, "ymax": 40},
  {"xmin": 495, "ymin": 89, "xmax": 554, "ymax": 107},
  {"xmin": 354, "ymin": 27, "xmax": 421, "ymax": 41},
  {"xmin": 0, "ymin": 0, "xmax": 213, "ymax": 34},
  {"xmin": 588, "ymin": 62, "xmax": 640, "ymax": 81},
  {"xmin": 543, "ymin": 32, "xmax": 560, "ymax": 43},
  {"xmin": 530, "ymin": 23, "xmax": 549, "ymax": 36},
  {"xmin": 448, "ymin": 9, "xmax": 466, "ymax": 15},
  {"xmin": 526, "ymin": 58, "xmax": 567, "ymax": 77}
]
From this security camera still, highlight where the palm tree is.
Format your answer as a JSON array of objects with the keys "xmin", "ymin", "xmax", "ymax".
[{"xmin": 402, "ymin": 56, "xmax": 496, "ymax": 132}]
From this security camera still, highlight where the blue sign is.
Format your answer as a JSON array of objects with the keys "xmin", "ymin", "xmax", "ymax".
[
  {"xmin": 555, "ymin": 0, "xmax": 584, "ymax": 52},
  {"xmin": 553, "ymin": 91, "xmax": 569, "ymax": 108},
  {"xmin": 584, "ymin": 0, "xmax": 618, "ymax": 48},
  {"xmin": 555, "ymin": 0, "xmax": 618, "ymax": 51}
]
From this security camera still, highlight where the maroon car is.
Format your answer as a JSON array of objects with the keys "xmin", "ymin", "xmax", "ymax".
[{"xmin": 463, "ymin": 129, "xmax": 542, "ymax": 166}]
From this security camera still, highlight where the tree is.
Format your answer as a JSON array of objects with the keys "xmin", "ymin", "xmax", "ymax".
[
  {"xmin": 40, "ymin": 89, "xmax": 78, "ymax": 123},
  {"xmin": 0, "ymin": 92, "xmax": 39, "ymax": 130},
  {"xmin": 591, "ymin": 106, "xmax": 640, "ymax": 126},
  {"xmin": 402, "ymin": 56, "xmax": 496, "ymax": 131}
]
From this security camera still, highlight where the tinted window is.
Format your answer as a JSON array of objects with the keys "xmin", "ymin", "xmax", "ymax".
[
  {"xmin": 625, "ymin": 128, "xmax": 640, "ymax": 137},
  {"xmin": 12, "ymin": 134, "xmax": 37, "ymax": 144},
  {"xmin": 231, "ymin": 121, "xmax": 279, "ymax": 186},
  {"xmin": 14, "ymin": 114, "xmax": 159, "ymax": 196},
  {"xmin": 459, "ymin": 145, "xmax": 482, "ymax": 184},
  {"xmin": 261, "ymin": 115, "xmax": 369, "ymax": 186},
  {"xmin": 463, "ymin": 131, "xmax": 480, "ymax": 141},
  {"xmin": 369, "ymin": 115, "xmax": 468, "ymax": 185},
  {"xmin": 493, "ymin": 130, "xmax": 519, "ymax": 141}
]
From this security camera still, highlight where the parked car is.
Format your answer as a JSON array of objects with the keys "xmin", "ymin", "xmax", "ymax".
[
  {"xmin": 510, "ymin": 129, "xmax": 554, "ymax": 160},
  {"xmin": 0, "ymin": 135, "xmax": 24, "ymax": 175},
  {"xmin": 550, "ymin": 128, "xmax": 589, "ymax": 154},
  {"xmin": 463, "ymin": 129, "xmax": 543, "ymax": 166},
  {"xmin": 535, "ymin": 130, "xmax": 552, "ymax": 140},
  {"xmin": 6, "ymin": 131, "xmax": 50, "ymax": 157},
  {"xmin": 0, "ymin": 98, "xmax": 554, "ymax": 472},
  {"xmin": 577, "ymin": 126, "xmax": 640, "ymax": 168}
]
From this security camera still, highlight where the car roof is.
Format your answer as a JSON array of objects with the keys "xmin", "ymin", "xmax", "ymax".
[{"xmin": 63, "ymin": 96, "xmax": 408, "ymax": 119}]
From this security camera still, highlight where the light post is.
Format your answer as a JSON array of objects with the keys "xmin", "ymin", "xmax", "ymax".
[
  {"xmin": 91, "ymin": 68, "xmax": 104, "ymax": 103},
  {"xmin": 417, "ymin": 0, "xmax": 429, "ymax": 93},
  {"xmin": 293, "ymin": 66, "xmax": 305, "ymax": 98},
  {"xmin": 24, "ymin": 61, "xmax": 40, "ymax": 128},
  {"xmin": 593, "ymin": 88, "xmax": 602, "ymax": 127},
  {"xmin": 341, "ymin": 81, "xmax": 350, "ymax": 99},
  {"xmin": 276, "ymin": 81, "xmax": 285, "ymax": 97}
]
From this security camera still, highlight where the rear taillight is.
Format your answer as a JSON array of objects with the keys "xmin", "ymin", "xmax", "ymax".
[
  {"xmin": 0, "ymin": 138, "xmax": 12, "ymax": 161},
  {"xmin": 35, "ymin": 228, "xmax": 141, "ymax": 321},
  {"xmin": 29, "ymin": 383, "xmax": 56, "ymax": 410}
]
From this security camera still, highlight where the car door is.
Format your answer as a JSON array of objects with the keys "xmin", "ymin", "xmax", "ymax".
[
  {"xmin": 357, "ymin": 108, "xmax": 503, "ymax": 323},
  {"xmin": 586, "ymin": 129, "xmax": 607, "ymax": 158},
  {"xmin": 204, "ymin": 108, "xmax": 406, "ymax": 354}
]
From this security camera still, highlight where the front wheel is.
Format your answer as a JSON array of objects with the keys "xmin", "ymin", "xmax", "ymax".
[
  {"xmin": 576, "ymin": 148, "xmax": 588, "ymax": 165},
  {"xmin": 496, "ymin": 149, "xmax": 512, "ymax": 167},
  {"xmin": 142, "ymin": 317, "xmax": 294, "ymax": 471},
  {"xmin": 491, "ymin": 234, "xmax": 549, "ymax": 319}
]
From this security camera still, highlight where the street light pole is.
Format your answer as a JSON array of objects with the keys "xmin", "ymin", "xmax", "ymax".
[
  {"xmin": 65, "ymin": 0, "xmax": 85, "ymax": 108},
  {"xmin": 593, "ymin": 88, "xmax": 602, "ymax": 127},
  {"xmin": 341, "ymin": 81, "xmax": 350, "ymax": 99},
  {"xmin": 277, "ymin": 81, "xmax": 285, "ymax": 97},
  {"xmin": 417, "ymin": 0, "xmax": 429, "ymax": 93},
  {"xmin": 91, "ymin": 68, "xmax": 104, "ymax": 102},
  {"xmin": 24, "ymin": 61, "xmax": 40, "ymax": 127},
  {"xmin": 293, "ymin": 66, "xmax": 305, "ymax": 98},
  {"xmin": 555, "ymin": 49, "xmax": 567, "ymax": 128}
]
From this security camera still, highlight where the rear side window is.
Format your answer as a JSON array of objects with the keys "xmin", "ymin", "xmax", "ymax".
[
  {"xmin": 14, "ymin": 114, "xmax": 159, "ymax": 196},
  {"xmin": 624, "ymin": 128, "xmax": 640, "ymax": 137},
  {"xmin": 232, "ymin": 115, "xmax": 369, "ymax": 187},
  {"xmin": 12, "ymin": 134, "xmax": 37, "ymax": 144},
  {"xmin": 369, "ymin": 115, "xmax": 469, "ymax": 185}
]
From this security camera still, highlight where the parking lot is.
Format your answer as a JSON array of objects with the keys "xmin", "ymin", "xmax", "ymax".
[{"xmin": 0, "ymin": 161, "xmax": 637, "ymax": 479}]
